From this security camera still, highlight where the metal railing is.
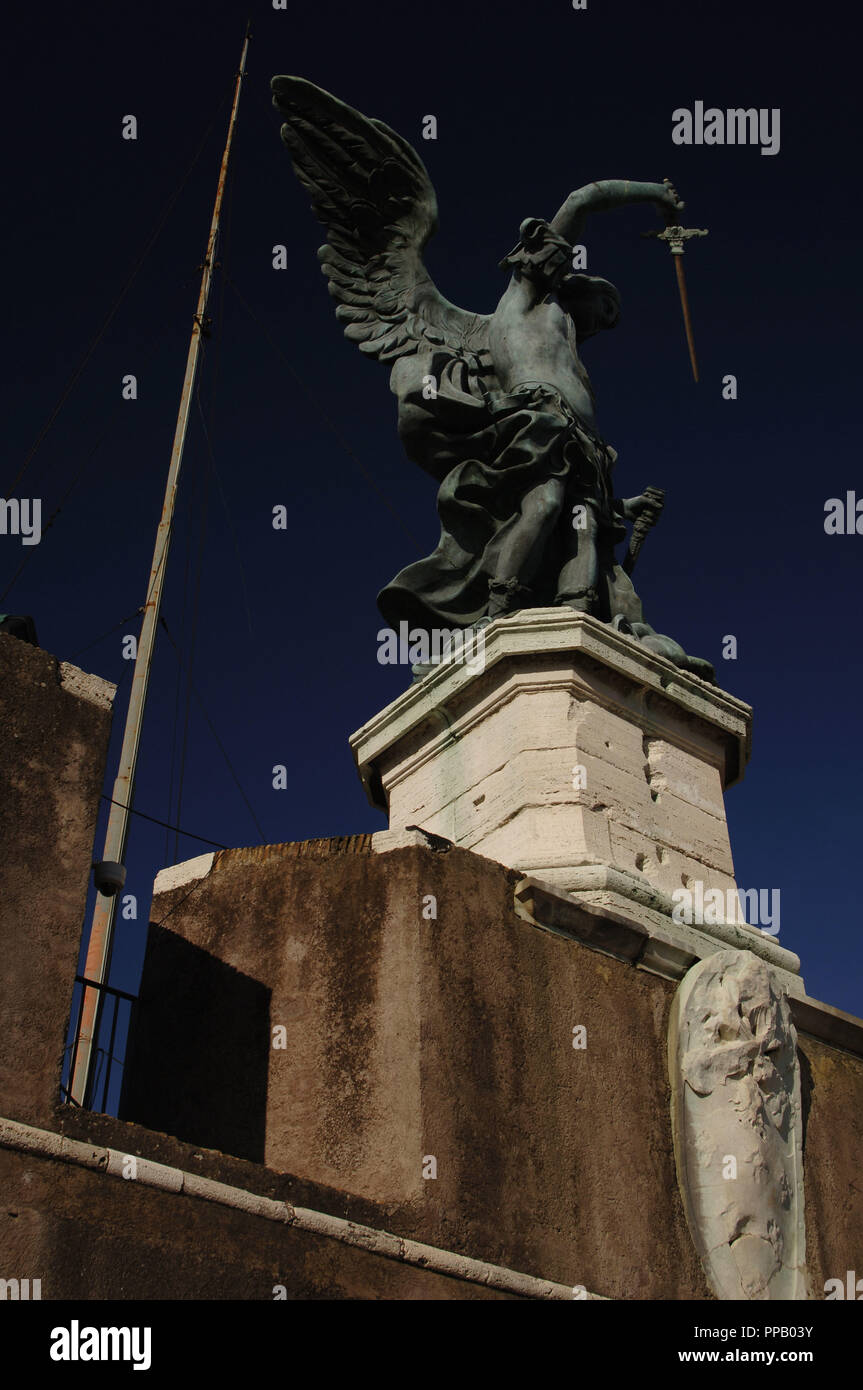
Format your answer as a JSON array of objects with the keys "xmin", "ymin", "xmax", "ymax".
[{"xmin": 62, "ymin": 975, "xmax": 137, "ymax": 1114}]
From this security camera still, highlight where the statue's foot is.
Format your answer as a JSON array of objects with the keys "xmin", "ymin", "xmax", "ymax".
[
  {"xmin": 555, "ymin": 586, "xmax": 599, "ymax": 616},
  {"xmin": 487, "ymin": 577, "xmax": 533, "ymax": 620}
]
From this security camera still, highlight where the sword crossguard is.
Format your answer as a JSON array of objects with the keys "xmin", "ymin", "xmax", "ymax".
[{"xmin": 642, "ymin": 225, "xmax": 709, "ymax": 255}]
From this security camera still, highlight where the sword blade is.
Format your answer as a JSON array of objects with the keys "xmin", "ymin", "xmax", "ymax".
[{"xmin": 673, "ymin": 254, "xmax": 700, "ymax": 382}]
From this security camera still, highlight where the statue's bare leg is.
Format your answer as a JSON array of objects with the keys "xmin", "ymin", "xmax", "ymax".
[{"xmin": 555, "ymin": 503, "xmax": 599, "ymax": 612}]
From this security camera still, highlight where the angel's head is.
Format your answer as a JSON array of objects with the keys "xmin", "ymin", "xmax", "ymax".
[
  {"xmin": 500, "ymin": 221, "xmax": 621, "ymax": 340},
  {"xmin": 562, "ymin": 273, "xmax": 621, "ymax": 340}
]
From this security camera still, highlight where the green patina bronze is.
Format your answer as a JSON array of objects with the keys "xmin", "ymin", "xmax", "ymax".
[{"xmin": 272, "ymin": 76, "xmax": 714, "ymax": 681}]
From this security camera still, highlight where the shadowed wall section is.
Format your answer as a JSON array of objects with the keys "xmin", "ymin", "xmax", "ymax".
[{"xmin": 121, "ymin": 928, "xmax": 271, "ymax": 1163}]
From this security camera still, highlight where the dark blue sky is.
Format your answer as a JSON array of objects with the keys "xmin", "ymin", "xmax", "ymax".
[{"xmin": 4, "ymin": 0, "xmax": 861, "ymax": 1044}]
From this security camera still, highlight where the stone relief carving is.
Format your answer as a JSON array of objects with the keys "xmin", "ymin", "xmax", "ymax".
[{"xmin": 668, "ymin": 948, "xmax": 808, "ymax": 1300}]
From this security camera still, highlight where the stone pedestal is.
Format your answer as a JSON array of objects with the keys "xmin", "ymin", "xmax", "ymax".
[{"xmin": 351, "ymin": 609, "xmax": 752, "ymax": 918}]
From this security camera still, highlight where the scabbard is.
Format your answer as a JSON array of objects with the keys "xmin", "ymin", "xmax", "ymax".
[{"xmin": 623, "ymin": 486, "xmax": 665, "ymax": 575}]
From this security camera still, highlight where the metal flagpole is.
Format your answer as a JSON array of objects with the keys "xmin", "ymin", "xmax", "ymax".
[{"xmin": 70, "ymin": 24, "xmax": 251, "ymax": 1107}]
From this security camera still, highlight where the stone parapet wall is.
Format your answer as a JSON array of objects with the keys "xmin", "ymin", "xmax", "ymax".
[{"xmin": 0, "ymin": 635, "xmax": 114, "ymax": 1130}]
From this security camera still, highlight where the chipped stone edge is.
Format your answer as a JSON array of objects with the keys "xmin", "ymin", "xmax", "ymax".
[
  {"xmin": 58, "ymin": 661, "xmax": 116, "ymax": 711},
  {"xmin": 0, "ymin": 1116, "xmax": 602, "ymax": 1301},
  {"xmin": 153, "ymin": 852, "xmax": 216, "ymax": 896}
]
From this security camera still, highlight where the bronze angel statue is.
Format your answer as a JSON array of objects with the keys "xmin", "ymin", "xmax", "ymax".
[{"xmin": 272, "ymin": 76, "xmax": 714, "ymax": 680}]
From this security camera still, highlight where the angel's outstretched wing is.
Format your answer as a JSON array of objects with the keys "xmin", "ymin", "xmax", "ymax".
[{"xmin": 271, "ymin": 76, "xmax": 491, "ymax": 367}]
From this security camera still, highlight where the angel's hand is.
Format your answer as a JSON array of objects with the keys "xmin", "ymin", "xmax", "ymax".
[
  {"xmin": 620, "ymin": 493, "xmax": 663, "ymax": 522},
  {"xmin": 657, "ymin": 180, "xmax": 685, "ymax": 221}
]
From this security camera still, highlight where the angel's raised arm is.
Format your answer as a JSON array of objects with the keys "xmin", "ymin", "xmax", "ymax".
[{"xmin": 550, "ymin": 180, "xmax": 681, "ymax": 242}]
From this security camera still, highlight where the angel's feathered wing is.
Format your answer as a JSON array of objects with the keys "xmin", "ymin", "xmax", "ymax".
[{"xmin": 271, "ymin": 76, "xmax": 492, "ymax": 372}]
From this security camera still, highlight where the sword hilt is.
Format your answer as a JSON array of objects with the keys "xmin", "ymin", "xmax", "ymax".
[{"xmin": 643, "ymin": 212, "xmax": 706, "ymax": 381}]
